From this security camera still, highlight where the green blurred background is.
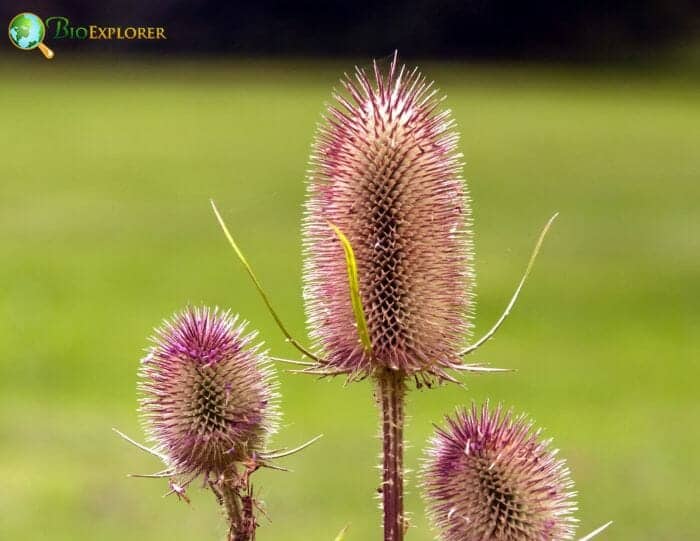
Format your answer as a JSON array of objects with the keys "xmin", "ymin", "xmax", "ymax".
[{"xmin": 0, "ymin": 56, "xmax": 698, "ymax": 541}]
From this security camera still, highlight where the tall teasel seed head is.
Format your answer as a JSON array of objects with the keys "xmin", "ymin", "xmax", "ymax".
[
  {"xmin": 303, "ymin": 53, "xmax": 474, "ymax": 381},
  {"xmin": 139, "ymin": 306, "xmax": 279, "ymax": 476},
  {"xmin": 422, "ymin": 403, "xmax": 578, "ymax": 541}
]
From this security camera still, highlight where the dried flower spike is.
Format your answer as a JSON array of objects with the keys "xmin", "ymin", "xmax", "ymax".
[
  {"xmin": 422, "ymin": 403, "xmax": 578, "ymax": 541},
  {"xmin": 303, "ymin": 51, "xmax": 473, "ymax": 381},
  {"xmin": 139, "ymin": 306, "xmax": 278, "ymax": 477}
]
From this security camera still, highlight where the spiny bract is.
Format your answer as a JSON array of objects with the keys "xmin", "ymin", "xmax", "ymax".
[
  {"xmin": 303, "ymin": 52, "xmax": 474, "ymax": 381},
  {"xmin": 422, "ymin": 403, "xmax": 578, "ymax": 541},
  {"xmin": 139, "ymin": 306, "xmax": 278, "ymax": 476}
]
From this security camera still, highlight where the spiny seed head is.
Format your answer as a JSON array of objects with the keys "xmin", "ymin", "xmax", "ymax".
[
  {"xmin": 303, "ymin": 52, "xmax": 474, "ymax": 381},
  {"xmin": 422, "ymin": 403, "xmax": 578, "ymax": 541},
  {"xmin": 139, "ymin": 306, "xmax": 278, "ymax": 476}
]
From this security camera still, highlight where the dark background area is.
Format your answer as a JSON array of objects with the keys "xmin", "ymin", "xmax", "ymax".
[{"xmin": 3, "ymin": 0, "xmax": 700, "ymax": 61}]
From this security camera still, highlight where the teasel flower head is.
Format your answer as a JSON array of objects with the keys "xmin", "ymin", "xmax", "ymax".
[
  {"xmin": 138, "ymin": 306, "xmax": 279, "ymax": 477},
  {"xmin": 422, "ymin": 403, "xmax": 578, "ymax": 541},
  {"xmin": 303, "ymin": 52, "xmax": 474, "ymax": 382}
]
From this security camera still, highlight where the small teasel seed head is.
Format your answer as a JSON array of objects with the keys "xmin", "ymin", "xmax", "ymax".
[
  {"xmin": 421, "ymin": 403, "xmax": 578, "ymax": 541},
  {"xmin": 138, "ymin": 306, "xmax": 279, "ymax": 476},
  {"xmin": 303, "ymin": 52, "xmax": 474, "ymax": 381}
]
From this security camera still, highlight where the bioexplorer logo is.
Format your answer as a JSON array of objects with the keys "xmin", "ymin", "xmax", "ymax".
[{"xmin": 8, "ymin": 12, "xmax": 167, "ymax": 59}]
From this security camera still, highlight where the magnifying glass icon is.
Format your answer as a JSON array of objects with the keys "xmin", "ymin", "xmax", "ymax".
[{"xmin": 8, "ymin": 12, "xmax": 55, "ymax": 59}]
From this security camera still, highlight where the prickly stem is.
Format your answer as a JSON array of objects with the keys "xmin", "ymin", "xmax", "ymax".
[
  {"xmin": 221, "ymin": 475, "xmax": 256, "ymax": 541},
  {"xmin": 377, "ymin": 369, "xmax": 406, "ymax": 541},
  {"xmin": 221, "ymin": 481, "xmax": 243, "ymax": 540}
]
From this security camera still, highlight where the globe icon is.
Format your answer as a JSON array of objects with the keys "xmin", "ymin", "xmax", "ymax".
[{"xmin": 8, "ymin": 12, "xmax": 54, "ymax": 58}]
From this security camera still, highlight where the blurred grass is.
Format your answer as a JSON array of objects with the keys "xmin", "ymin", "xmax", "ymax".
[{"xmin": 0, "ymin": 57, "xmax": 698, "ymax": 540}]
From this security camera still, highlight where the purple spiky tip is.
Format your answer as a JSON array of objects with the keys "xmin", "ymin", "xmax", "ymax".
[
  {"xmin": 422, "ymin": 403, "xmax": 578, "ymax": 541},
  {"xmin": 139, "ymin": 306, "xmax": 278, "ymax": 476},
  {"xmin": 303, "ymin": 52, "xmax": 474, "ymax": 381}
]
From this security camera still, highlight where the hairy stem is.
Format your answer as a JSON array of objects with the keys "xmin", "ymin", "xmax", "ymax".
[
  {"xmin": 220, "ymin": 476, "xmax": 256, "ymax": 541},
  {"xmin": 377, "ymin": 369, "xmax": 406, "ymax": 541}
]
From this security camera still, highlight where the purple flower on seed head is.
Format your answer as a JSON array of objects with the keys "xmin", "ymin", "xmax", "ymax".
[
  {"xmin": 303, "ymin": 52, "xmax": 474, "ymax": 381},
  {"xmin": 422, "ymin": 403, "xmax": 578, "ymax": 541},
  {"xmin": 139, "ymin": 306, "xmax": 278, "ymax": 476}
]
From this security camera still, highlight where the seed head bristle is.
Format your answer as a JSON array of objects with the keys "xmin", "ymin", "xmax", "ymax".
[
  {"xmin": 138, "ymin": 306, "xmax": 279, "ymax": 476},
  {"xmin": 303, "ymin": 53, "xmax": 474, "ymax": 380},
  {"xmin": 422, "ymin": 403, "xmax": 578, "ymax": 540}
]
